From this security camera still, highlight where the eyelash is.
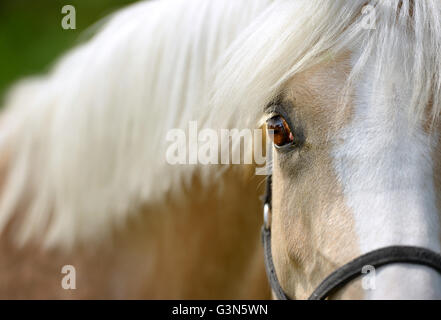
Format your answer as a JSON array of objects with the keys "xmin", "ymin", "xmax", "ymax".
[{"xmin": 265, "ymin": 105, "xmax": 298, "ymax": 152}]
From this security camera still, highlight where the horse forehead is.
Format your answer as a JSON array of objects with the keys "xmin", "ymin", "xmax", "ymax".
[
  {"xmin": 283, "ymin": 52, "xmax": 352, "ymax": 104},
  {"xmin": 279, "ymin": 52, "xmax": 354, "ymax": 137}
]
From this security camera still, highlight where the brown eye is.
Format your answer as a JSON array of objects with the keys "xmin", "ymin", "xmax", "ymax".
[{"xmin": 267, "ymin": 115, "xmax": 294, "ymax": 148}]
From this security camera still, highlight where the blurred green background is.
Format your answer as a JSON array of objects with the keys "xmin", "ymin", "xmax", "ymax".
[{"xmin": 0, "ymin": 0, "xmax": 139, "ymax": 100}]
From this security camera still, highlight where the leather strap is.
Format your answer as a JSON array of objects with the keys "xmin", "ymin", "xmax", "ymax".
[
  {"xmin": 261, "ymin": 174, "xmax": 441, "ymax": 300},
  {"xmin": 261, "ymin": 226, "xmax": 290, "ymax": 300},
  {"xmin": 262, "ymin": 219, "xmax": 441, "ymax": 300},
  {"xmin": 309, "ymin": 245, "xmax": 441, "ymax": 300}
]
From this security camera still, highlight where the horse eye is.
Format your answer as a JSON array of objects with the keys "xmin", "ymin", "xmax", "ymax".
[{"xmin": 267, "ymin": 115, "xmax": 294, "ymax": 148}]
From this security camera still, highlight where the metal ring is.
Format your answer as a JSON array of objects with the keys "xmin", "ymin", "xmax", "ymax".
[{"xmin": 263, "ymin": 203, "xmax": 272, "ymax": 230}]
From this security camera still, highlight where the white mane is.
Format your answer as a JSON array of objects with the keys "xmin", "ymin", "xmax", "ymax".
[
  {"xmin": 1, "ymin": 0, "xmax": 440, "ymax": 248},
  {"xmin": 0, "ymin": 0, "xmax": 272, "ymax": 247},
  {"xmin": 211, "ymin": 0, "xmax": 441, "ymax": 129}
]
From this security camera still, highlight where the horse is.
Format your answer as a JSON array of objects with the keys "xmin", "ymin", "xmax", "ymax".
[{"xmin": 1, "ymin": 0, "xmax": 441, "ymax": 299}]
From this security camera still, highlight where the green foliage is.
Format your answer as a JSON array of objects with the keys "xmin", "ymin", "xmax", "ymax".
[{"xmin": 0, "ymin": 0, "xmax": 139, "ymax": 98}]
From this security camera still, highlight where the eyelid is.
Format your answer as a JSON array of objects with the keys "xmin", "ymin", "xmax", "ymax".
[
  {"xmin": 265, "ymin": 104, "xmax": 295, "ymax": 131},
  {"xmin": 264, "ymin": 104, "xmax": 281, "ymax": 117},
  {"xmin": 265, "ymin": 103, "xmax": 301, "ymax": 152}
]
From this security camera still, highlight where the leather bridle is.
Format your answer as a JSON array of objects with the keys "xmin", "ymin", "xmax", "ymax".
[{"xmin": 261, "ymin": 174, "xmax": 441, "ymax": 300}]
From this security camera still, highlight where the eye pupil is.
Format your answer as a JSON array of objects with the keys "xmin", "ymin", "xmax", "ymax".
[{"xmin": 267, "ymin": 115, "xmax": 295, "ymax": 147}]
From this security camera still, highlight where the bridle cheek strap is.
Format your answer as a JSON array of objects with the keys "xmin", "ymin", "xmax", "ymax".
[
  {"xmin": 261, "ymin": 226, "xmax": 290, "ymax": 300},
  {"xmin": 261, "ymin": 174, "xmax": 441, "ymax": 300}
]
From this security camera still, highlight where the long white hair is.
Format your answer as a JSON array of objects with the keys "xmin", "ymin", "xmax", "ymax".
[
  {"xmin": 1, "ymin": 0, "xmax": 440, "ymax": 248},
  {"xmin": 0, "ymin": 0, "xmax": 272, "ymax": 247}
]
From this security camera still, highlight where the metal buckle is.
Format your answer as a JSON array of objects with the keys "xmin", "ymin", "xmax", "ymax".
[{"xmin": 263, "ymin": 203, "xmax": 272, "ymax": 230}]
